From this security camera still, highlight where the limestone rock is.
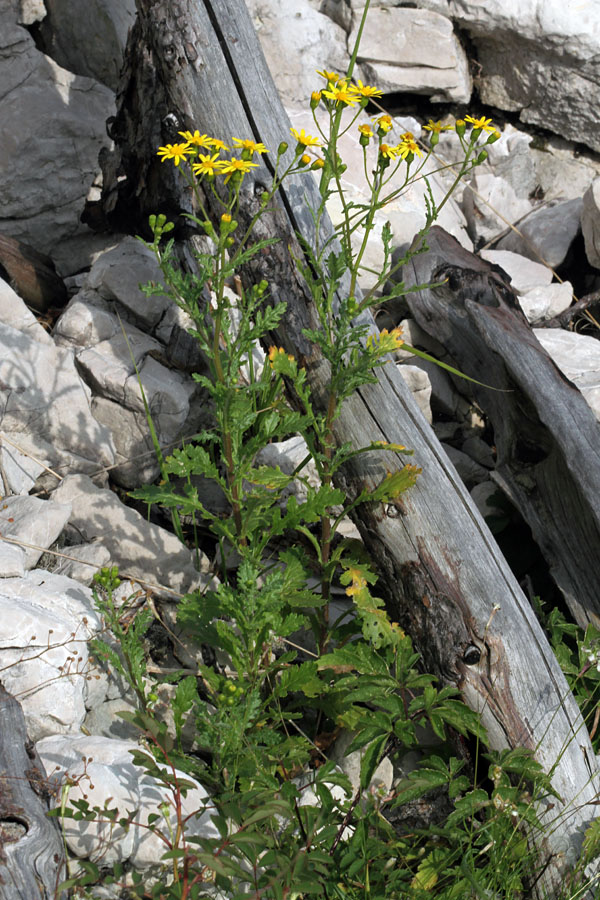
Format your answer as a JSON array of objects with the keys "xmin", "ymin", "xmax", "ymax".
[
  {"xmin": 534, "ymin": 329, "xmax": 600, "ymax": 423},
  {"xmin": 462, "ymin": 172, "xmax": 533, "ymax": 245},
  {"xmin": 37, "ymin": 0, "xmax": 136, "ymax": 90},
  {"xmin": 52, "ymin": 474, "xmax": 214, "ymax": 597},
  {"xmin": 0, "ymin": 276, "xmax": 55, "ymax": 345},
  {"xmin": 0, "ymin": 1, "xmax": 116, "ymax": 274},
  {"xmin": 86, "ymin": 238, "xmax": 172, "ymax": 332},
  {"xmin": 350, "ymin": 6, "xmax": 471, "ymax": 103},
  {"xmin": 0, "ymin": 320, "xmax": 116, "ymax": 482},
  {"xmin": 517, "ymin": 281, "xmax": 573, "ymax": 325},
  {"xmin": 246, "ymin": 0, "xmax": 350, "ymax": 107},
  {"xmin": 397, "ymin": 364, "xmax": 433, "ymax": 423},
  {"xmin": 0, "ymin": 495, "xmax": 71, "ymax": 569},
  {"xmin": 415, "ymin": 0, "xmax": 600, "ymax": 152},
  {"xmin": 496, "ymin": 198, "xmax": 583, "ymax": 269},
  {"xmin": 0, "ymin": 571, "xmax": 101, "ymax": 740},
  {"xmin": 582, "ymin": 177, "xmax": 600, "ymax": 270},
  {"xmin": 479, "ymin": 249, "xmax": 552, "ymax": 294},
  {"xmin": 36, "ymin": 734, "xmax": 219, "ymax": 867},
  {"xmin": 0, "ymin": 432, "xmax": 45, "ymax": 495}
]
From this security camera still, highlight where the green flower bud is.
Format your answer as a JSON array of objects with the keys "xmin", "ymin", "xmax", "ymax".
[
  {"xmin": 487, "ymin": 129, "xmax": 501, "ymax": 144},
  {"xmin": 455, "ymin": 119, "xmax": 466, "ymax": 137},
  {"xmin": 277, "ymin": 141, "xmax": 288, "ymax": 157},
  {"xmin": 476, "ymin": 149, "xmax": 488, "ymax": 164}
]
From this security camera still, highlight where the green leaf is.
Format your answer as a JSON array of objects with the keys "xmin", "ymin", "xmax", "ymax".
[{"xmin": 359, "ymin": 734, "xmax": 389, "ymax": 790}]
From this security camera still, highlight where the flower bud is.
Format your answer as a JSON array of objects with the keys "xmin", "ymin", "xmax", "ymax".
[
  {"xmin": 298, "ymin": 153, "xmax": 312, "ymax": 167},
  {"xmin": 311, "ymin": 158, "xmax": 325, "ymax": 170},
  {"xmin": 428, "ymin": 132, "xmax": 439, "ymax": 149},
  {"xmin": 277, "ymin": 141, "xmax": 288, "ymax": 157},
  {"xmin": 476, "ymin": 149, "xmax": 488, "ymax": 164},
  {"xmin": 487, "ymin": 129, "xmax": 501, "ymax": 144},
  {"xmin": 310, "ymin": 91, "xmax": 322, "ymax": 110},
  {"xmin": 455, "ymin": 119, "xmax": 466, "ymax": 137}
]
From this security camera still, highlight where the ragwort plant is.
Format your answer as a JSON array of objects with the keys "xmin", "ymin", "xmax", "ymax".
[{"xmin": 55, "ymin": 6, "xmax": 598, "ymax": 898}]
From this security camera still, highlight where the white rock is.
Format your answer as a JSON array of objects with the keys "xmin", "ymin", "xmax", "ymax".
[
  {"xmin": 415, "ymin": 0, "xmax": 600, "ymax": 152},
  {"xmin": 18, "ymin": 0, "xmax": 46, "ymax": 24},
  {"xmin": 52, "ymin": 474, "xmax": 214, "ymax": 597},
  {"xmin": 0, "ymin": 5, "xmax": 116, "ymax": 274},
  {"xmin": 331, "ymin": 730, "xmax": 394, "ymax": 798},
  {"xmin": 38, "ymin": 0, "xmax": 136, "ymax": 90},
  {"xmin": 0, "ymin": 432, "xmax": 45, "ymax": 495},
  {"xmin": 0, "ymin": 322, "xmax": 116, "ymax": 480},
  {"xmin": 485, "ymin": 125, "xmax": 536, "ymax": 199},
  {"xmin": 52, "ymin": 541, "xmax": 112, "ymax": 585},
  {"xmin": 36, "ymin": 734, "xmax": 219, "ymax": 867},
  {"xmin": 246, "ymin": 0, "xmax": 350, "ymax": 107},
  {"xmin": 496, "ymin": 198, "xmax": 583, "ymax": 269},
  {"xmin": 87, "ymin": 238, "xmax": 172, "ymax": 331},
  {"xmin": 0, "ymin": 542, "xmax": 26, "ymax": 578},
  {"xmin": 517, "ymin": 281, "xmax": 573, "ymax": 325},
  {"xmin": 462, "ymin": 172, "xmax": 533, "ymax": 245},
  {"xmin": 479, "ymin": 249, "xmax": 552, "ymax": 294},
  {"xmin": 470, "ymin": 480, "xmax": 505, "ymax": 521},
  {"xmin": 89, "ymin": 397, "xmax": 162, "ymax": 488},
  {"xmin": 530, "ymin": 136, "xmax": 600, "ymax": 202},
  {"xmin": 0, "ymin": 277, "xmax": 54, "ymax": 345},
  {"xmin": 0, "ymin": 571, "xmax": 101, "ymax": 740},
  {"xmin": 0, "ymin": 495, "xmax": 71, "ymax": 569},
  {"xmin": 53, "ymin": 291, "xmax": 123, "ymax": 348},
  {"xmin": 534, "ymin": 329, "xmax": 600, "ymax": 423},
  {"xmin": 582, "ymin": 177, "xmax": 600, "ymax": 270},
  {"xmin": 397, "ymin": 364, "xmax": 433, "ymax": 423},
  {"xmin": 350, "ymin": 7, "xmax": 471, "ymax": 103}
]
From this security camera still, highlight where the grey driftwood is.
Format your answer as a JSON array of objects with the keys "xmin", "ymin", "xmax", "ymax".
[
  {"xmin": 0, "ymin": 682, "xmax": 65, "ymax": 900},
  {"xmin": 95, "ymin": 0, "xmax": 600, "ymax": 893},
  {"xmin": 401, "ymin": 227, "xmax": 600, "ymax": 630}
]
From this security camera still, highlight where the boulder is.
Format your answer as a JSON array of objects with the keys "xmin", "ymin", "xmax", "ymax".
[
  {"xmin": 582, "ymin": 177, "xmax": 600, "ymax": 270},
  {"xmin": 517, "ymin": 281, "xmax": 573, "ymax": 325},
  {"xmin": 37, "ymin": 0, "xmax": 136, "ymax": 91},
  {"xmin": 462, "ymin": 172, "xmax": 533, "ymax": 246},
  {"xmin": 534, "ymin": 329, "xmax": 600, "ymax": 423},
  {"xmin": 36, "ymin": 734, "xmax": 219, "ymax": 867},
  {"xmin": 479, "ymin": 249, "xmax": 552, "ymax": 294},
  {"xmin": 0, "ymin": 1, "xmax": 116, "ymax": 274},
  {"xmin": 0, "ymin": 495, "xmax": 72, "ymax": 570},
  {"xmin": 0, "ymin": 314, "xmax": 116, "ymax": 482},
  {"xmin": 350, "ymin": 6, "xmax": 471, "ymax": 103},
  {"xmin": 246, "ymin": 0, "xmax": 350, "ymax": 107},
  {"xmin": 495, "ymin": 198, "xmax": 583, "ymax": 269},
  {"xmin": 414, "ymin": 0, "xmax": 600, "ymax": 152},
  {"xmin": 0, "ymin": 571, "xmax": 101, "ymax": 741},
  {"xmin": 51, "ymin": 474, "xmax": 214, "ymax": 597}
]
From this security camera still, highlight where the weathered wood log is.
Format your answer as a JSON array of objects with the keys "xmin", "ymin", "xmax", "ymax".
[
  {"xmin": 0, "ymin": 682, "xmax": 66, "ymax": 900},
  {"xmin": 97, "ymin": 0, "xmax": 600, "ymax": 892},
  {"xmin": 401, "ymin": 227, "xmax": 600, "ymax": 629},
  {"xmin": 0, "ymin": 234, "xmax": 67, "ymax": 313}
]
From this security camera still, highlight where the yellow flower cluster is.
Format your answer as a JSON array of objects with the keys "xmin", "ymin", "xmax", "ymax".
[
  {"xmin": 315, "ymin": 69, "xmax": 383, "ymax": 107},
  {"xmin": 366, "ymin": 327, "xmax": 405, "ymax": 353},
  {"xmin": 157, "ymin": 131, "xmax": 268, "ymax": 182}
]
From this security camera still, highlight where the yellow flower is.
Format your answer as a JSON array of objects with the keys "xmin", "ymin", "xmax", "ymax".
[
  {"xmin": 366, "ymin": 327, "xmax": 405, "ymax": 352},
  {"xmin": 209, "ymin": 138, "xmax": 230, "ymax": 151},
  {"xmin": 379, "ymin": 143, "xmax": 399, "ymax": 160},
  {"xmin": 322, "ymin": 83, "xmax": 358, "ymax": 106},
  {"xmin": 218, "ymin": 158, "xmax": 259, "ymax": 183},
  {"xmin": 401, "ymin": 131, "xmax": 414, "ymax": 142},
  {"xmin": 157, "ymin": 142, "xmax": 193, "ymax": 166},
  {"xmin": 464, "ymin": 115, "xmax": 495, "ymax": 133},
  {"xmin": 423, "ymin": 119, "xmax": 453, "ymax": 133},
  {"xmin": 290, "ymin": 127, "xmax": 321, "ymax": 147},
  {"xmin": 358, "ymin": 124, "xmax": 374, "ymax": 137},
  {"xmin": 350, "ymin": 80, "xmax": 383, "ymax": 98},
  {"xmin": 221, "ymin": 213, "xmax": 232, "ymax": 223},
  {"xmin": 375, "ymin": 114, "xmax": 393, "ymax": 134},
  {"xmin": 397, "ymin": 138, "xmax": 423, "ymax": 159},
  {"xmin": 316, "ymin": 69, "xmax": 342, "ymax": 83},
  {"xmin": 232, "ymin": 137, "xmax": 268, "ymax": 155},
  {"xmin": 191, "ymin": 153, "xmax": 222, "ymax": 176},
  {"xmin": 178, "ymin": 130, "xmax": 213, "ymax": 148},
  {"xmin": 311, "ymin": 158, "xmax": 325, "ymax": 169}
]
